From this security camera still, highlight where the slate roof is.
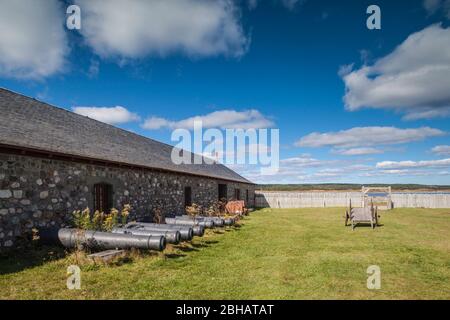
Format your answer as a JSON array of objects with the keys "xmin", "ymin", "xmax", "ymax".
[{"xmin": 0, "ymin": 88, "xmax": 253, "ymax": 184}]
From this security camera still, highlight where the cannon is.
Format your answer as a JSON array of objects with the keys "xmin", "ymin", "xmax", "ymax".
[
  {"xmin": 112, "ymin": 227, "xmax": 181, "ymax": 244},
  {"xmin": 180, "ymin": 215, "xmax": 235, "ymax": 226},
  {"xmin": 165, "ymin": 217, "xmax": 214, "ymax": 228},
  {"xmin": 126, "ymin": 222, "xmax": 197, "ymax": 239},
  {"xmin": 39, "ymin": 228, "xmax": 166, "ymax": 251},
  {"xmin": 223, "ymin": 218, "xmax": 235, "ymax": 226},
  {"xmin": 179, "ymin": 215, "xmax": 226, "ymax": 227}
]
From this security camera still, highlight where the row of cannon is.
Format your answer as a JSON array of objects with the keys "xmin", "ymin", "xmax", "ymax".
[{"xmin": 39, "ymin": 215, "xmax": 237, "ymax": 251}]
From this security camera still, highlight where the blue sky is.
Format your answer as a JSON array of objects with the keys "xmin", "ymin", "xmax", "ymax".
[{"xmin": 1, "ymin": 0, "xmax": 450, "ymax": 184}]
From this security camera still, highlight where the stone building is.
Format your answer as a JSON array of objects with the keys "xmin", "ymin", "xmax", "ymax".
[{"xmin": 0, "ymin": 88, "xmax": 255, "ymax": 249}]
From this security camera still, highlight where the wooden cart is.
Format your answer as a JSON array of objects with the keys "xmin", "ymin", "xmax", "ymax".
[{"xmin": 345, "ymin": 200, "xmax": 379, "ymax": 230}]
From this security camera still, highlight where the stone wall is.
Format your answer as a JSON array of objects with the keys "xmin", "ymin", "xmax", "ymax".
[{"xmin": 0, "ymin": 153, "xmax": 255, "ymax": 249}]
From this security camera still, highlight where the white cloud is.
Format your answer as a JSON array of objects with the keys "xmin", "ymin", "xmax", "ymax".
[
  {"xmin": 73, "ymin": 106, "xmax": 140, "ymax": 125},
  {"xmin": 236, "ymin": 152, "xmax": 450, "ymax": 184},
  {"xmin": 0, "ymin": 0, "xmax": 68, "ymax": 79},
  {"xmin": 142, "ymin": 109, "xmax": 274, "ymax": 130},
  {"xmin": 431, "ymin": 145, "xmax": 450, "ymax": 156},
  {"xmin": 142, "ymin": 116, "xmax": 171, "ymax": 130},
  {"xmin": 332, "ymin": 147, "xmax": 384, "ymax": 156},
  {"xmin": 75, "ymin": 0, "xmax": 248, "ymax": 59},
  {"xmin": 87, "ymin": 59, "xmax": 100, "ymax": 78},
  {"xmin": 338, "ymin": 64, "xmax": 354, "ymax": 77},
  {"xmin": 280, "ymin": 155, "xmax": 336, "ymax": 168},
  {"xmin": 376, "ymin": 158, "xmax": 450, "ymax": 169},
  {"xmin": 341, "ymin": 24, "xmax": 450, "ymax": 120},
  {"xmin": 247, "ymin": 0, "xmax": 306, "ymax": 11},
  {"xmin": 359, "ymin": 169, "xmax": 432, "ymax": 177},
  {"xmin": 296, "ymin": 126, "xmax": 445, "ymax": 148},
  {"xmin": 423, "ymin": 0, "xmax": 450, "ymax": 18},
  {"xmin": 281, "ymin": 0, "xmax": 304, "ymax": 10},
  {"xmin": 222, "ymin": 143, "xmax": 271, "ymax": 156},
  {"xmin": 228, "ymin": 154, "xmax": 339, "ymax": 183},
  {"xmin": 424, "ymin": 0, "xmax": 443, "ymax": 14},
  {"xmin": 423, "ymin": 0, "xmax": 442, "ymax": 14},
  {"xmin": 446, "ymin": 0, "xmax": 450, "ymax": 18},
  {"xmin": 36, "ymin": 87, "xmax": 50, "ymax": 101},
  {"xmin": 238, "ymin": 158, "xmax": 373, "ymax": 184},
  {"xmin": 248, "ymin": 0, "xmax": 258, "ymax": 10}
]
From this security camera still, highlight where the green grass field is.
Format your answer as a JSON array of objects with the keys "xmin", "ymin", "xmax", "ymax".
[{"xmin": 1, "ymin": 208, "xmax": 449, "ymax": 299}]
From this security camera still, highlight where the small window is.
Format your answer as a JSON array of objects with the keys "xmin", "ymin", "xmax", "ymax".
[
  {"xmin": 234, "ymin": 188, "xmax": 241, "ymax": 200},
  {"xmin": 184, "ymin": 186, "xmax": 192, "ymax": 207},
  {"xmin": 93, "ymin": 183, "xmax": 113, "ymax": 213},
  {"xmin": 246, "ymin": 189, "xmax": 249, "ymax": 204},
  {"xmin": 218, "ymin": 184, "xmax": 227, "ymax": 201}
]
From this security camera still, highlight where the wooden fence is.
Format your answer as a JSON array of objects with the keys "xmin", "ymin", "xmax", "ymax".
[{"xmin": 255, "ymin": 191, "xmax": 450, "ymax": 209}]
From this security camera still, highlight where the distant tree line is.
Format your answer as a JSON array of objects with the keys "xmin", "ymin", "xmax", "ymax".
[{"xmin": 257, "ymin": 184, "xmax": 450, "ymax": 191}]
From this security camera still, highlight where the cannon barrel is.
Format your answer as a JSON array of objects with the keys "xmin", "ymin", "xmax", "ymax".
[
  {"xmin": 112, "ymin": 227, "xmax": 181, "ymax": 244},
  {"xmin": 223, "ymin": 218, "xmax": 235, "ymax": 226},
  {"xmin": 127, "ymin": 223, "xmax": 196, "ymax": 239},
  {"xmin": 39, "ymin": 228, "xmax": 165, "ymax": 251},
  {"xmin": 182, "ymin": 215, "xmax": 235, "ymax": 226},
  {"xmin": 189, "ymin": 225, "xmax": 204, "ymax": 236},
  {"xmin": 180, "ymin": 215, "xmax": 225, "ymax": 227},
  {"xmin": 145, "ymin": 224, "xmax": 202, "ymax": 237},
  {"xmin": 140, "ymin": 222, "xmax": 204, "ymax": 236},
  {"xmin": 165, "ymin": 217, "xmax": 214, "ymax": 228}
]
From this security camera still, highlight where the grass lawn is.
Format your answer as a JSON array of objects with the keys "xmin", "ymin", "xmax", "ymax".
[{"xmin": 1, "ymin": 208, "xmax": 449, "ymax": 299}]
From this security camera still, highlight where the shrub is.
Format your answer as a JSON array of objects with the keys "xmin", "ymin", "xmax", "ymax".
[
  {"xmin": 102, "ymin": 208, "xmax": 119, "ymax": 232},
  {"xmin": 71, "ymin": 208, "xmax": 92, "ymax": 230},
  {"xmin": 81, "ymin": 208, "xmax": 93, "ymax": 230},
  {"xmin": 91, "ymin": 210, "xmax": 104, "ymax": 230},
  {"xmin": 121, "ymin": 204, "xmax": 131, "ymax": 225},
  {"xmin": 204, "ymin": 200, "xmax": 227, "ymax": 217},
  {"xmin": 72, "ymin": 204, "xmax": 132, "ymax": 232},
  {"xmin": 185, "ymin": 203, "xmax": 201, "ymax": 218},
  {"xmin": 153, "ymin": 207, "xmax": 164, "ymax": 224},
  {"xmin": 72, "ymin": 210, "xmax": 83, "ymax": 229}
]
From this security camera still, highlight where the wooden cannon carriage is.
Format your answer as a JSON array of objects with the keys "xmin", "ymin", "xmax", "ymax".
[{"xmin": 345, "ymin": 199, "xmax": 379, "ymax": 230}]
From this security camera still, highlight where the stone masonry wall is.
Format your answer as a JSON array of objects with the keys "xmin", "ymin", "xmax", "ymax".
[{"xmin": 0, "ymin": 153, "xmax": 255, "ymax": 249}]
